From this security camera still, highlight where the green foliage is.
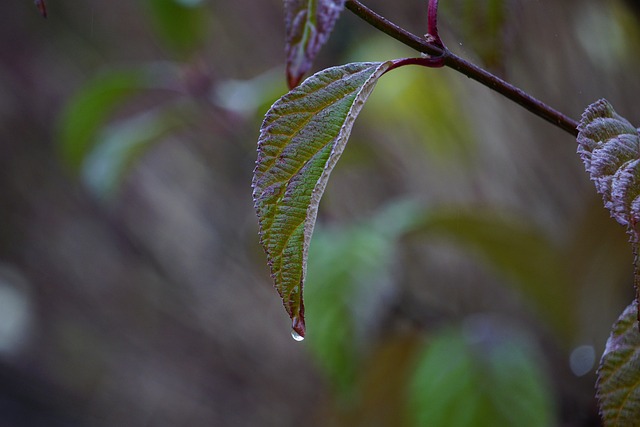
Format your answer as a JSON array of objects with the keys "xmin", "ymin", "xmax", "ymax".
[
  {"xmin": 597, "ymin": 301, "xmax": 640, "ymax": 426},
  {"xmin": 305, "ymin": 199, "xmax": 424, "ymax": 394},
  {"xmin": 407, "ymin": 323, "xmax": 554, "ymax": 427},
  {"xmin": 408, "ymin": 208, "xmax": 573, "ymax": 335},
  {"xmin": 58, "ymin": 64, "xmax": 180, "ymax": 171},
  {"xmin": 82, "ymin": 105, "xmax": 187, "ymax": 198},
  {"xmin": 145, "ymin": 0, "xmax": 207, "ymax": 57},
  {"xmin": 57, "ymin": 1, "xmax": 211, "ymax": 198},
  {"xmin": 304, "ymin": 199, "xmax": 562, "ymax": 420}
]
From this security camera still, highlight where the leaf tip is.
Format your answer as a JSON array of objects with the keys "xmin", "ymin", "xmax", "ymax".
[{"xmin": 292, "ymin": 312, "xmax": 306, "ymax": 339}]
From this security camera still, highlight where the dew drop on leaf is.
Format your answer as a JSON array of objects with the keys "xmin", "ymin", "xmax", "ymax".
[{"xmin": 291, "ymin": 329, "xmax": 305, "ymax": 342}]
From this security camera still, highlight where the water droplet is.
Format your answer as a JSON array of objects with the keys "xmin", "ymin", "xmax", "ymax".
[{"xmin": 291, "ymin": 329, "xmax": 305, "ymax": 341}]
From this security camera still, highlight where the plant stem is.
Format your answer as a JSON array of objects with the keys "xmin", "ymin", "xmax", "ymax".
[{"xmin": 344, "ymin": 0, "xmax": 579, "ymax": 137}]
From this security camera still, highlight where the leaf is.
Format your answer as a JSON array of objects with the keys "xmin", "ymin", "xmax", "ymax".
[
  {"xmin": 252, "ymin": 61, "xmax": 394, "ymax": 337},
  {"xmin": 304, "ymin": 199, "xmax": 423, "ymax": 393},
  {"xmin": 146, "ymin": 0, "xmax": 206, "ymax": 56},
  {"xmin": 284, "ymin": 0, "xmax": 346, "ymax": 89},
  {"xmin": 58, "ymin": 63, "xmax": 180, "ymax": 171},
  {"xmin": 597, "ymin": 301, "xmax": 640, "ymax": 426},
  {"xmin": 407, "ymin": 319, "xmax": 554, "ymax": 427},
  {"xmin": 577, "ymin": 98, "xmax": 640, "ymax": 229},
  {"xmin": 408, "ymin": 208, "xmax": 573, "ymax": 336},
  {"xmin": 82, "ymin": 106, "xmax": 186, "ymax": 198}
]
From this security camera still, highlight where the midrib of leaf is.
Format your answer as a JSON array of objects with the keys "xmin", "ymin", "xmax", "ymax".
[{"xmin": 257, "ymin": 93, "xmax": 358, "ymax": 253}]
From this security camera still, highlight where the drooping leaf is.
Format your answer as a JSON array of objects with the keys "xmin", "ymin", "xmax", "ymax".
[
  {"xmin": 252, "ymin": 61, "xmax": 395, "ymax": 337},
  {"xmin": 58, "ymin": 63, "xmax": 180, "ymax": 171},
  {"xmin": 577, "ymin": 98, "xmax": 640, "ymax": 229},
  {"xmin": 146, "ymin": 0, "xmax": 206, "ymax": 56},
  {"xmin": 407, "ymin": 320, "xmax": 554, "ymax": 427},
  {"xmin": 284, "ymin": 0, "xmax": 346, "ymax": 89},
  {"xmin": 596, "ymin": 301, "xmax": 640, "ymax": 426}
]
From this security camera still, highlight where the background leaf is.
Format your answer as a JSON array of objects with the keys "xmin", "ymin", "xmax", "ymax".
[
  {"xmin": 58, "ymin": 63, "xmax": 180, "ymax": 171},
  {"xmin": 82, "ymin": 105, "xmax": 188, "ymax": 199},
  {"xmin": 304, "ymin": 199, "xmax": 423, "ymax": 394},
  {"xmin": 252, "ymin": 61, "xmax": 393, "ymax": 337},
  {"xmin": 597, "ymin": 301, "xmax": 640, "ymax": 426},
  {"xmin": 145, "ymin": 0, "xmax": 207, "ymax": 56},
  {"xmin": 407, "ymin": 319, "xmax": 554, "ymax": 427},
  {"xmin": 284, "ymin": 0, "xmax": 346, "ymax": 88},
  {"xmin": 407, "ymin": 208, "xmax": 573, "ymax": 336}
]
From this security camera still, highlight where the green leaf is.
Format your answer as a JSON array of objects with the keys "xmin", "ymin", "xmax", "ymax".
[
  {"xmin": 82, "ymin": 105, "xmax": 186, "ymax": 198},
  {"xmin": 146, "ymin": 0, "xmax": 206, "ymax": 56},
  {"xmin": 407, "ymin": 321, "xmax": 554, "ymax": 427},
  {"xmin": 408, "ymin": 208, "xmax": 573, "ymax": 336},
  {"xmin": 597, "ymin": 301, "xmax": 640, "ymax": 426},
  {"xmin": 58, "ymin": 64, "xmax": 180, "ymax": 171},
  {"xmin": 252, "ymin": 61, "xmax": 394, "ymax": 337},
  {"xmin": 284, "ymin": 0, "xmax": 346, "ymax": 88},
  {"xmin": 304, "ymin": 199, "xmax": 423, "ymax": 394}
]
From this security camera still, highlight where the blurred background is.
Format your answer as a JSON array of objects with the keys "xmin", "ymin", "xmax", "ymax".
[{"xmin": 1, "ymin": 0, "xmax": 640, "ymax": 425}]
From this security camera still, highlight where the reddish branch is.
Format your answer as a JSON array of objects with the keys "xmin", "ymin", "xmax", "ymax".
[{"xmin": 344, "ymin": 0, "xmax": 579, "ymax": 137}]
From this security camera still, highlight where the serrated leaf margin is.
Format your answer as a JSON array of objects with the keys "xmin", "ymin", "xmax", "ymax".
[{"xmin": 596, "ymin": 301, "xmax": 640, "ymax": 426}]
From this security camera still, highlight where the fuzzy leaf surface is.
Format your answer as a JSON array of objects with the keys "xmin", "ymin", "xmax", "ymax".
[
  {"xmin": 597, "ymin": 301, "xmax": 640, "ymax": 426},
  {"xmin": 577, "ymin": 98, "xmax": 640, "ymax": 228},
  {"xmin": 252, "ymin": 61, "xmax": 392, "ymax": 337},
  {"xmin": 284, "ymin": 0, "xmax": 345, "ymax": 88}
]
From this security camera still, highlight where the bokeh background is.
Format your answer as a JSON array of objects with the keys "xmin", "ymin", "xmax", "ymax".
[{"xmin": 1, "ymin": 0, "xmax": 640, "ymax": 425}]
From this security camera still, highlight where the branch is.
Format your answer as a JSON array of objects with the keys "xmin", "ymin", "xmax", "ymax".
[{"xmin": 344, "ymin": 0, "xmax": 579, "ymax": 137}]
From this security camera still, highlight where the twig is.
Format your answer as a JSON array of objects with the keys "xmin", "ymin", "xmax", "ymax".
[{"xmin": 344, "ymin": 0, "xmax": 579, "ymax": 137}]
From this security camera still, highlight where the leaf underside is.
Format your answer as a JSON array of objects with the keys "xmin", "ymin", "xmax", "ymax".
[
  {"xmin": 597, "ymin": 301, "xmax": 640, "ymax": 426},
  {"xmin": 252, "ymin": 61, "xmax": 392, "ymax": 337},
  {"xmin": 284, "ymin": 0, "xmax": 346, "ymax": 89}
]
